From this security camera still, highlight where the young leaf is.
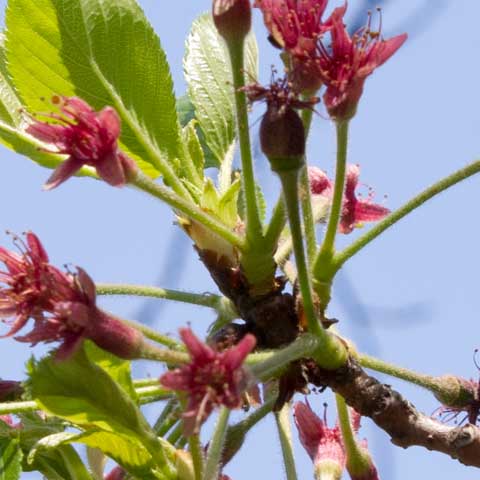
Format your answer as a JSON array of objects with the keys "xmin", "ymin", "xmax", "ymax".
[
  {"xmin": 84, "ymin": 341, "xmax": 137, "ymax": 402},
  {"xmin": 28, "ymin": 431, "xmax": 157, "ymax": 480},
  {"xmin": 177, "ymin": 94, "xmax": 217, "ymax": 169},
  {"xmin": 184, "ymin": 14, "xmax": 258, "ymax": 167},
  {"xmin": 15, "ymin": 412, "xmax": 91, "ymax": 480},
  {"xmin": 0, "ymin": 36, "xmax": 95, "ymax": 175},
  {"xmin": 29, "ymin": 347, "xmax": 150, "ymax": 440},
  {"xmin": 0, "ymin": 438, "xmax": 22, "ymax": 480},
  {"xmin": 5, "ymin": 0, "xmax": 184, "ymax": 181}
]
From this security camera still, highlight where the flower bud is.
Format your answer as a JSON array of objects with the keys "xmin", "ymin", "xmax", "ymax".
[
  {"xmin": 0, "ymin": 380, "xmax": 23, "ymax": 401},
  {"xmin": 260, "ymin": 106, "xmax": 305, "ymax": 173},
  {"xmin": 213, "ymin": 0, "xmax": 252, "ymax": 44}
]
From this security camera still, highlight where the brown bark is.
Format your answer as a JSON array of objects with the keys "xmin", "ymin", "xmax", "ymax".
[{"xmin": 309, "ymin": 357, "xmax": 480, "ymax": 468}]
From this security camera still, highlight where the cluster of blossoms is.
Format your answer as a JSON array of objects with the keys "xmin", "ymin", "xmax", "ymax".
[
  {"xmin": 160, "ymin": 328, "xmax": 256, "ymax": 436},
  {"xmin": 0, "ymin": 232, "xmax": 144, "ymax": 359},
  {"xmin": 308, "ymin": 164, "xmax": 390, "ymax": 233},
  {"xmin": 294, "ymin": 401, "xmax": 378, "ymax": 480},
  {"xmin": 254, "ymin": 0, "xmax": 407, "ymax": 120}
]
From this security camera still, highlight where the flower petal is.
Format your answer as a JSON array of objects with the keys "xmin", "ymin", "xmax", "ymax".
[
  {"xmin": 180, "ymin": 328, "xmax": 216, "ymax": 363},
  {"xmin": 43, "ymin": 156, "xmax": 85, "ymax": 191}
]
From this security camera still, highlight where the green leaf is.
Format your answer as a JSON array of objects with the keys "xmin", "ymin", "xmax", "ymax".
[
  {"xmin": 200, "ymin": 178, "xmax": 220, "ymax": 213},
  {"xmin": 0, "ymin": 438, "xmax": 22, "ymax": 480},
  {"xmin": 182, "ymin": 120, "xmax": 205, "ymax": 181},
  {"xmin": 0, "ymin": 35, "xmax": 95, "ymax": 176},
  {"xmin": 5, "ymin": 0, "xmax": 184, "ymax": 180},
  {"xmin": 238, "ymin": 182, "xmax": 266, "ymax": 223},
  {"xmin": 177, "ymin": 95, "xmax": 217, "ymax": 169},
  {"xmin": 28, "ymin": 445, "xmax": 92, "ymax": 480},
  {"xmin": 84, "ymin": 341, "xmax": 137, "ymax": 402},
  {"xmin": 29, "ymin": 430, "xmax": 157, "ymax": 480},
  {"xmin": 184, "ymin": 14, "xmax": 258, "ymax": 167},
  {"xmin": 218, "ymin": 179, "xmax": 241, "ymax": 227},
  {"xmin": 14, "ymin": 412, "xmax": 92, "ymax": 480},
  {"xmin": 29, "ymin": 347, "xmax": 150, "ymax": 440}
]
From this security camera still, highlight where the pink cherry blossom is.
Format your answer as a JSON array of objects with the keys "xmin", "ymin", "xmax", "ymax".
[
  {"xmin": 294, "ymin": 401, "xmax": 346, "ymax": 474},
  {"xmin": 104, "ymin": 466, "xmax": 126, "ymax": 480},
  {"xmin": 26, "ymin": 96, "xmax": 137, "ymax": 190},
  {"xmin": 160, "ymin": 328, "xmax": 256, "ymax": 435},
  {"xmin": 0, "ymin": 232, "xmax": 143, "ymax": 359},
  {"xmin": 308, "ymin": 165, "xmax": 390, "ymax": 233},
  {"xmin": 0, "ymin": 380, "xmax": 23, "ymax": 401},
  {"xmin": 315, "ymin": 8, "xmax": 407, "ymax": 119},
  {"xmin": 254, "ymin": 0, "xmax": 344, "ymax": 91},
  {"xmin": 294, "ymin": 401, "xmax": 379, "ymax": 480}
]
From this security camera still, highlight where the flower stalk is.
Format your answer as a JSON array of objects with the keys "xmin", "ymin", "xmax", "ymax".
[
  {"xmin": 312, "ymin": 120, "xmax": 349, "ymax": 312},
  {"xmin": 313, "ymin": 120, "xmax": 349, "ymax": 277},
  {"xmin": 97, "ymin": 283, "xmax": 233, "ymax": 312},
  {"xmin": 335, "ymin": 395, "xmax": 373, "ymax": 478},
  {"xmin": 359, "ymin": 353, "xmax": 475, "ymax": 406},
  {"xmin": 228, "ymin": 40, "xmax": 264, "ymax": 246},
  {"xmin": 333, "ymin": 159, "xmax": 480, "ymax": 271},
  {"xmin": 275, "ymin": 403, "xmax": 299, "ymax": 480},
  {"xmin": 189, "ymin": 434, "xmax": 205, "ymax": 480},
  {"xmin": 300, "ymin": 107, "xmax": 317, "ymax": 265},
  {"xmin": 203, "ymin": 407, "xmax": 230, "ymax": 480}
]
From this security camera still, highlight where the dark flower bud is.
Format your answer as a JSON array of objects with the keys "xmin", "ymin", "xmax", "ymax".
[
  {"xmin": 0, "ymin": 380, "xmax": 23, "ymax": 401},
  {"xmin": 260, "ymin": 106, "xmax": 305, "ymax": 173},
  {"xmin": 213, "ymin": 0, "xmax": 252, "ymax": 44}
]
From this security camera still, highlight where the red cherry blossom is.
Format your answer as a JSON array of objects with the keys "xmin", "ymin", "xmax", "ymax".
[
  {"xmin": 160, "ymin": 328, "xmax": 256, "ymax": 435},
  {"xmin": 0, "ymin": 233, "xmax": 144, "ymax": 359},
  {"xmin": 294, "ymin": 401, "xmax": 379, "ymax": 480},
  {"xmin": 294, "ymin": 401, "xmax": 346, "ymax": 476},
  {"xmin": 0, "ymin": 380, "xmax": 23, "ymax": 401},
  {"xmin": 316, "ymin": 8, "xmax": 407, "ymax": 119},
  {"xmin": 26, "ymin": 96, "xmax": 137, "ymax": 190},
  {"xmin": 308, "ymin": 165, "xmax": 390, "ymax": 234},
  {"xmin": 254, "ymin": 0, "xmax": 344, "ymax": 91},
  {"xmin": 104, "ymin": 466, "xmax": 126, "ymax": 480}
]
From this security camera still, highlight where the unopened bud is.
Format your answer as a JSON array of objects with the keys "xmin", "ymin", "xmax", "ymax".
[
  {"xmin": 0, "ymin": 380, "xmax": 23, "ymax": 401},
  {"xmin": 213, "ymin": 0, "xmax": 252, "ymax": 44},
  {"xmin": 87, "ymin": 310, "xmax": 146, "ymax": 360},
  {"xmin": 260, "ymin": 106, "xmax": 305, "ymax": 173}
]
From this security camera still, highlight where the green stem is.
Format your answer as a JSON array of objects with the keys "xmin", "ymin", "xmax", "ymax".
[
  {"xmin": 140, "ymin": 343, "xmax": 189, "ymax": 364},
  {"xmin": 275, "ymin": 403, "xmax": 298, "ymax": 480},
  {"xmin": 228, "ymin": 40, "xmax": 264, "ymax": 245},
  {"xmin": 222, "ymin": 396, "xmax": 276, "ymax": 464},
  {"xmin": 313, "ymin": 120, "xmax": 349, "ymax": 277},
  {"xmin": 333, "ymin": 159, "xmax": 480, "ymax": 271},
  {"xmin": 300, "ymin": 166, "xmax": 317, "ymax": 265},
  {"xmin": 120, "ymin": 317, "xmax": 182, "ymax": 350},
  {"xmin": 264, "ymin": 195, "xmax": 286, "ymax": 247},
  {"xmin": 136, "ymin": 385, "xmax": 171, "ymax": 401},
  {"xmin": 154, "ymin": 401, "xmax": 181, "ymax": 436},
  {"xmin": 133, "ymin": 378, "xmax": 162, "ymax": 387},
  {"xmin": 189, "ymin": 434, "xmax": 205, "ymax": 480},
  {"xmin": 335, "ymin": 395, "xmax": 370, "ymax": 476},
  {"xmin": 300, "ymin": 107, "xmax": 317, "ymax": 265},
  {"xmin": 278, "ymin": 169, "xmax": 322, "ymax": 338},
  {"xmin": 359, "ymin": 353, "xmax": 444, "ymax": 395},
  {"xmin": 143, "ymin": 434, "xmax": 176, "ymax": 478},
  {"xmin": 249, "ymin": 334, "xmax": 319, "ymax": 379},
  {"xmin": 97, "ymin": 283, "xmax": 223, "ymax": 309},
  {"xmin": 132, "ymin": 170, "xmax": 246, "ymax": 250},
  {"xmin": 203, "ymin": 407, "xmax": 230, "ymax": 480},
  {"xmin": 0, "ymin": 400, "xmax": 37, "ymax": 414},
  {"xmin": 166, "ymin": 422, "xmax": 184, "ymax": 445}
]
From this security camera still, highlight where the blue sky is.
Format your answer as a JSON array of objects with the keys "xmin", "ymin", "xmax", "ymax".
[{"xmin": 1, "ymin": 1, "xmax": 480, "ymax": 478}]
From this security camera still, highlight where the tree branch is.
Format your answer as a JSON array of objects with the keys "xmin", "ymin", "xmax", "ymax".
[{"xmin": 310, "ymin": 357, "xmax": 480, "ymax": 468}]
